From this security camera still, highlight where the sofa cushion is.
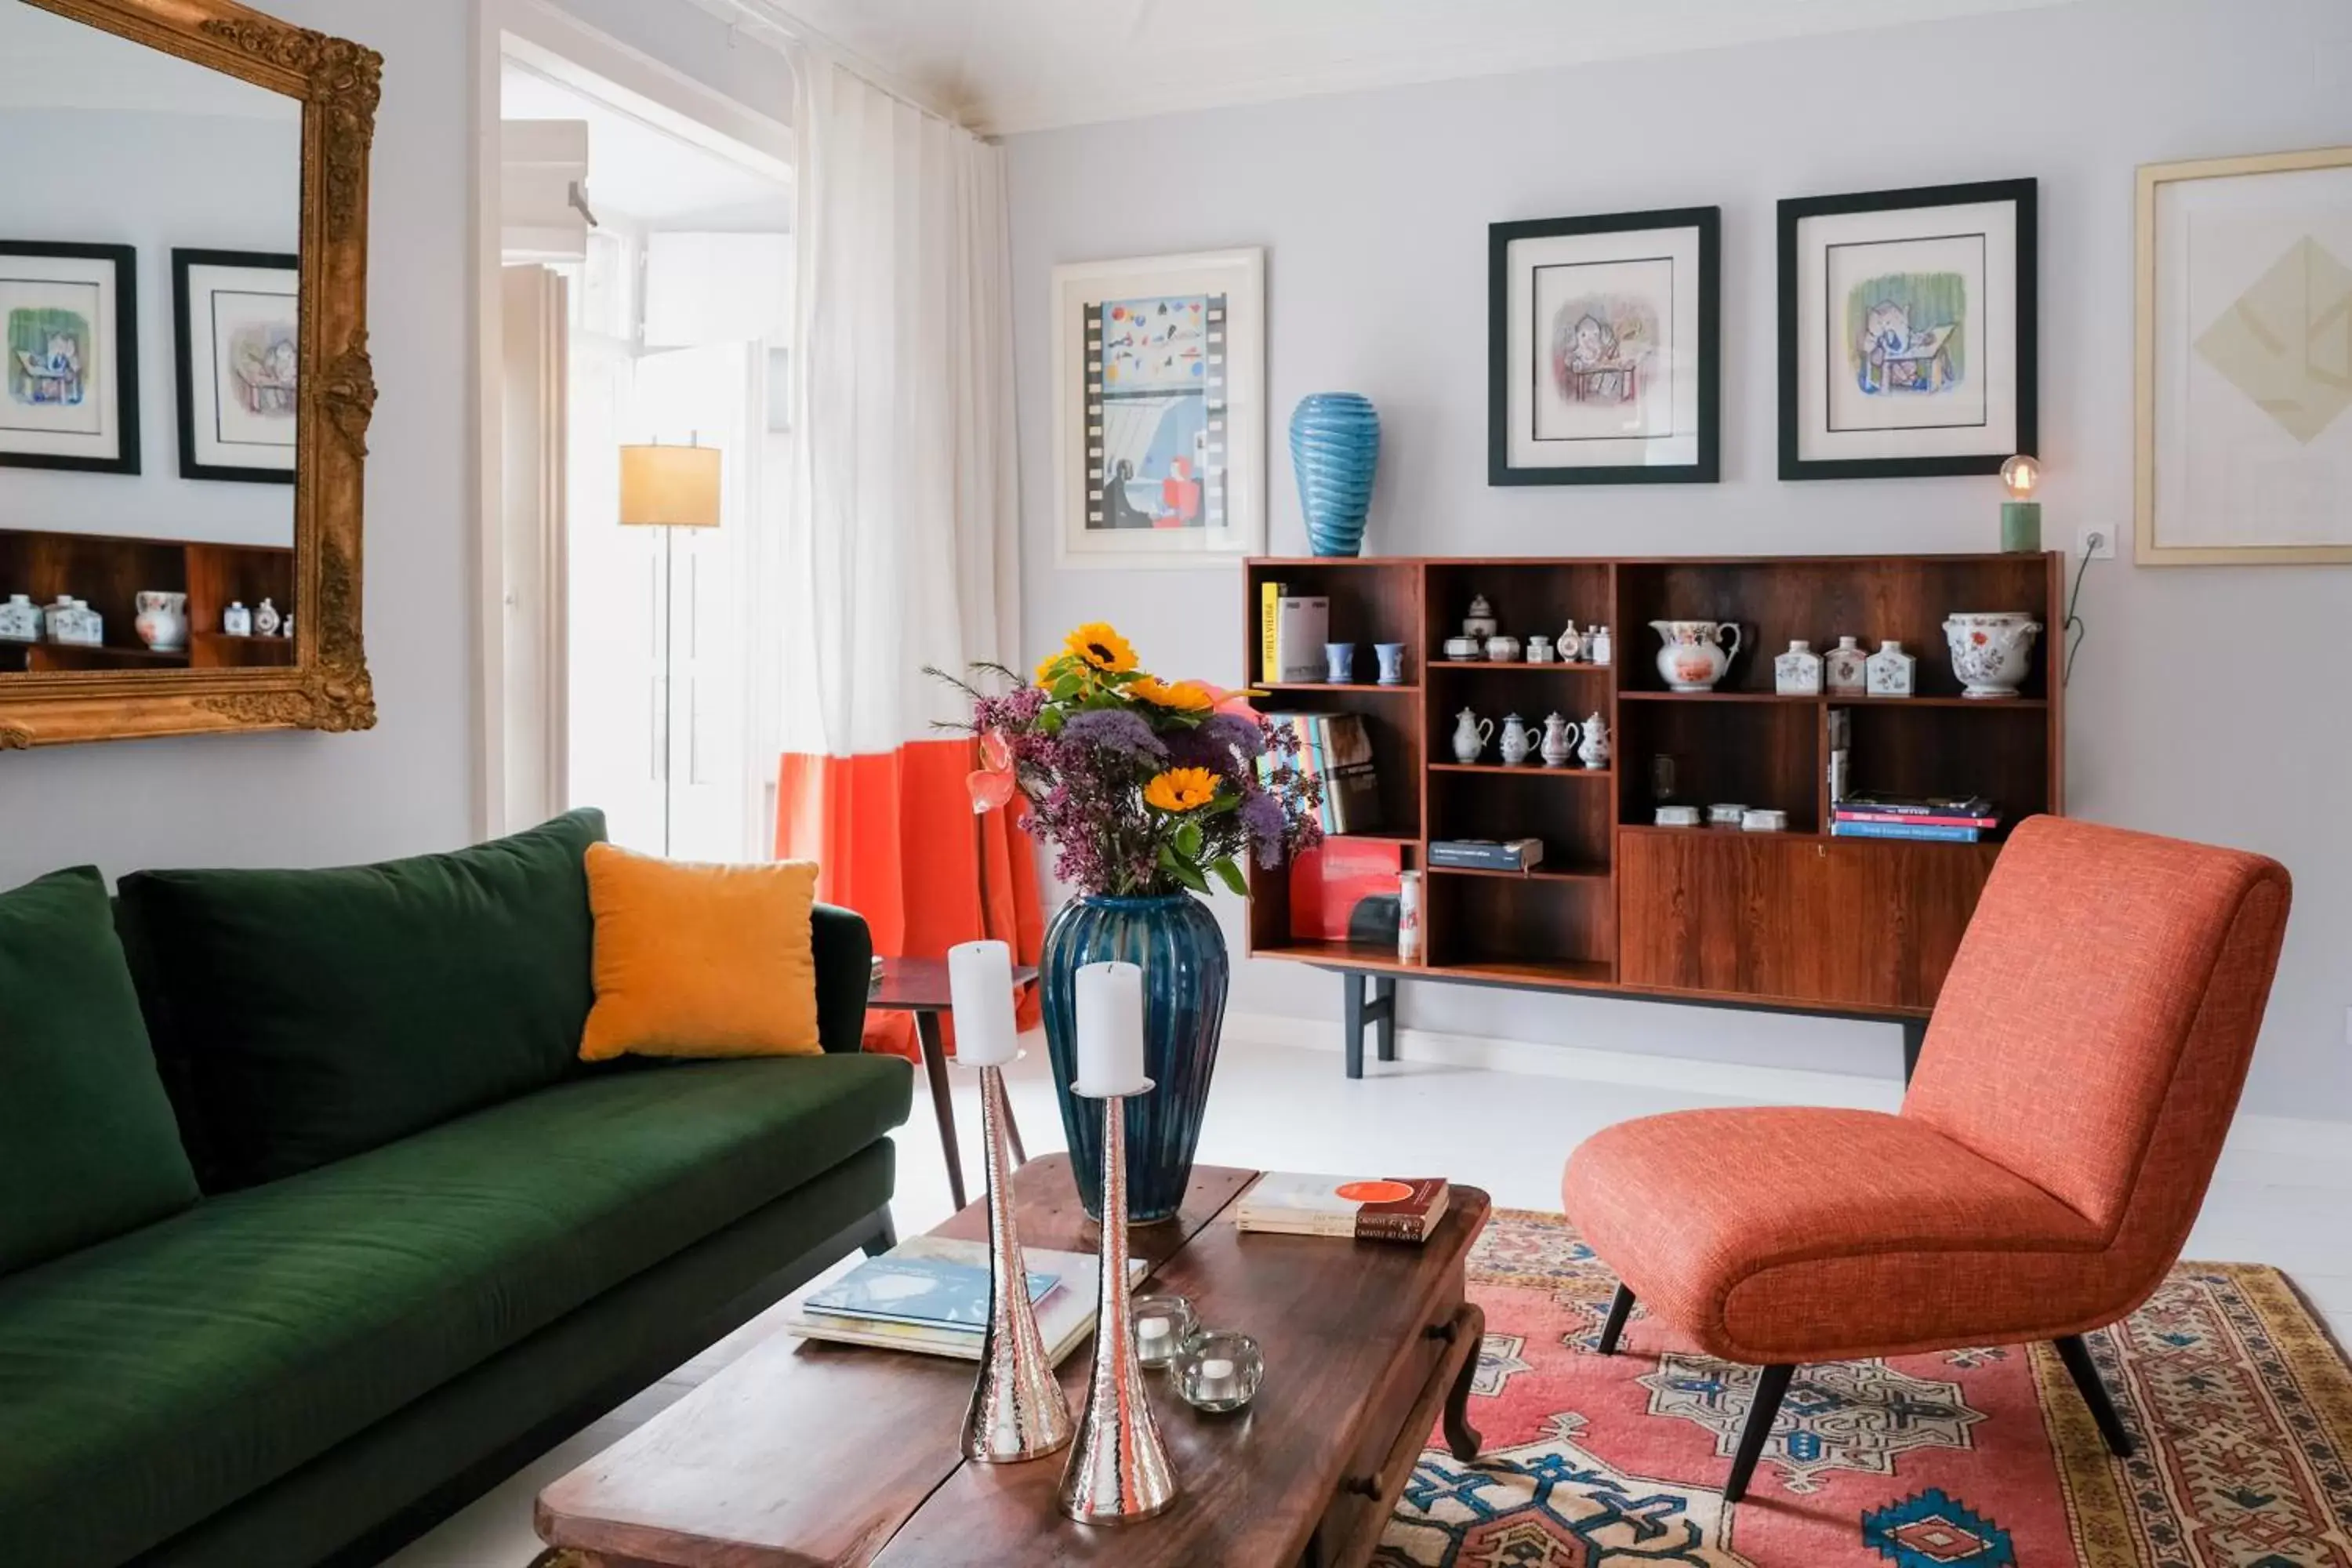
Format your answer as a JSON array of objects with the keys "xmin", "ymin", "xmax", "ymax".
[
  {"xmin": 0, "ymin": 1051, "xmax": 911, "ymax": 1568},
  {"xmin": 0, "ymin": 868, "xmax": 198, "ymax": 1276},
  {"xmin": 582, "ymin": 846, "xmax": 824, "ymax": 1062},
  {"xmin": 117, "ymin": 809, "xmax": 606, "ymax": 1188}
]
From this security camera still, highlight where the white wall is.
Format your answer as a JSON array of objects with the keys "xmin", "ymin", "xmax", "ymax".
[
  {"xmin": 0, "ymin": 0, "xmax": 789, "ymax": 884},
  {"xmin": 1006, "ymin": 0, "xmax": 2352, "ymax": 1121},
  {"xmin": 0, "ymin": 108, "xmax": 298, "ymax": 546}
]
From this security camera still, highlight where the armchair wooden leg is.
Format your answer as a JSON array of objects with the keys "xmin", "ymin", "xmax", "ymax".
[
  {"xmin": 2054, "ymin": 1334, "xmax": 2136, "ymax": 1458},
  {"xmin": 1596, "ymin": 1284, "xmax": 1635, "ymax": 1356},
  {"xmin": 1724, "ymin": 1363, "xmax": 1793, "ymax": 1503}
]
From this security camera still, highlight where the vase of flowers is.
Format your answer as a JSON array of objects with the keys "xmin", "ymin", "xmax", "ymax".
[{"xmin": 942, "ymin": 622, "xmax": 1323, "ymax": 1222}]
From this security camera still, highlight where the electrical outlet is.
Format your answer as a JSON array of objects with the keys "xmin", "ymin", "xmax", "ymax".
[{"xmin": 2077, "ymin": 526, "xmax": 2115, "ymax": 560}]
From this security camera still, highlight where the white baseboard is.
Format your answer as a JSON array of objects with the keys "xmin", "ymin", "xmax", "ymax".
[{"xmin": 1221, "ymin": 1010, "xmax": 2352, "ymax": 1173}]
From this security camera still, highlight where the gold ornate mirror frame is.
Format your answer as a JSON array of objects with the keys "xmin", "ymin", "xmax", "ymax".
[{"xmin": 0, "ymin": 0, "xmax": 377, "ymax": 748}]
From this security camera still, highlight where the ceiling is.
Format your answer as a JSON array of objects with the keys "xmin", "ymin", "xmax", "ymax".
[
  {"xmin": 503, "ymin": 60, "xmax": 793, "ymax": 230},
  {"xmin": 0, "ymin": 0, "xmax": 297, "ymax": 118},
  {"xmin": 774, "ymin": 0, "xmax": 2080, "ymax": 136}
]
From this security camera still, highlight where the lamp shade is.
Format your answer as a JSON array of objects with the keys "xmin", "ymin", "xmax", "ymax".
[{"xmin": 619, "ymin": 444, "xmax": 721, "ymax": 528}]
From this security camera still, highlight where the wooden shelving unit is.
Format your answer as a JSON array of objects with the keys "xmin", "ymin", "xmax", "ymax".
[
  {"xmin": 0, "ymin": 528, "xmax": 295, "ymax": 673},
  {"xmin": 1244, "ymin": 553, "xmax": 2066, "ymax": 1073}
]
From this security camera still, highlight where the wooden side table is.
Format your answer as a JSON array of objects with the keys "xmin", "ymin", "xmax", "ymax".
[{"xmin": 866, "ymin": 956, "xmax": 1033, "ymax": 1210}]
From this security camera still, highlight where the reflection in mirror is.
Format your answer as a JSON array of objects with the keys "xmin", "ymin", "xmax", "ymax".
[{"xmin": 0, "ymin": 0, "xmax": 299, "ymax": 676}]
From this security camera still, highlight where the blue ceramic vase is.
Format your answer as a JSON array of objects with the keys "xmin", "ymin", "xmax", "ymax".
[
  {"xmin": 1039, "ymin": 893, "xmax": 1230, "ymax": 1223},
  {"xmin": 1290, "ymin": 393, "xmax": 1381, "ymax": 557}
]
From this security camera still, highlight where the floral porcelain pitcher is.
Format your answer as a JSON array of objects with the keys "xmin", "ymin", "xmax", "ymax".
[
  {"xmin": 1649, "ymin": 620, "xmax": 1743, "ymax": 691},
  {"xmin": 1450, "ymin": 709, "xmax": 1494, "ymax": 764}
]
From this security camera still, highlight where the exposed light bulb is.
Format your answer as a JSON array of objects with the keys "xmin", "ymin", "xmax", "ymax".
[{"xmin": 1999, "ymin": 453, "xmax": 2039, "ymax": 500}]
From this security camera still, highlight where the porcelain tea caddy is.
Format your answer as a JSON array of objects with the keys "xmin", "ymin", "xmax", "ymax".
[
  {"xmin": 1774, "ymin": 639, "xmax": 1823, "ymax": 695},
  {"xmin": 1824, "ymin": 635, "xmax": 1868, "ymax": 694},
  {"xmin": 1866, "ymin": 640, "xmax": 1916, "ymax": 697},
  {"xmin": 0, "ymin": 593, "xmax": 40, "ymax": 641}
]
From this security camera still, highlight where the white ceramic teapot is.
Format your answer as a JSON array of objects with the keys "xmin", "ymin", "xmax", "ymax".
[
  {"xmin": 1538, "ymin": 713, "xmax": 1581, "ymax": 768},
  {"xmin": 1650, "ymin": 619, "xmax": 1743, "ymax": 691},
  {"xmin": 1577, "ymin": 711, "xmax": 1611, "ymax": 771},
  {"xmin": 1450, "ymin": 708, "xmax": 1494, "ymax": 764},
  {"xmin": 1497, "ymin": 713, "xmax": 1542, "ymax": 766},
  {"xmin": 134, "ymin": 590, "xmax": 189, "ymax": 652}
]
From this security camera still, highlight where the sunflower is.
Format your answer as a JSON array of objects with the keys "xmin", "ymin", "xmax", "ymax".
[
  {"xmin": 1064, "ymin": 622, "xmax": 1138, "ymax": 674},
  {"xmin": 1034, "ymin": 652, "xmax": 1066, "ymax": 684},
  {"xmin": 1131, "ymin": 675, "xmax": 1214, "ymax": 713},
  {"xmin": 1143, "ymin": 767, "xmax": 1221, "ymax": 813}
]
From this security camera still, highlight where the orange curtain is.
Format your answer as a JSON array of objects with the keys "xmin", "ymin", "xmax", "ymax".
[{"xmin": 777, "ymin": 735, "xmax": 1043, "ymax": 1059}]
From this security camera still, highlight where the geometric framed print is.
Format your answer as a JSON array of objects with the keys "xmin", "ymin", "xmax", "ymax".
[
  {"xmin": 2137, "ymin": 145, "xmax": 2352, "ymax": 565},
  {"xmin": 1778, "ymin": 180, "xmax": 2037, "ymax": 481},
  {"xmin": 1489, "ymin": 206, "xmax": 1720, "ymax": 485},
  {"xmin": 173, "ymin": 248, "xmax": 299, "ymax": 485},
  {"xmin": 0, "ymin": 240, "xmax": 140, "ymax": 475},
  {"xmin": 1051, "ymin": 248, "xmax": 1265, "ymax": 568}
]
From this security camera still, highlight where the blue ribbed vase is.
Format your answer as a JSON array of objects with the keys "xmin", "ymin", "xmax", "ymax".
[
  {"xmin": 1290, "ymin": 393, "xmax": 1381, "ymax": 557},
  {"xmin": 1039, "ymin": 893, "xmax": 1229, "ymax": 1223}
]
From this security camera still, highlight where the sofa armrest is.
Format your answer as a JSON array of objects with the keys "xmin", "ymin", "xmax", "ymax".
[{"xmin": 810, "ymin": 902, "xmax": 873, "ymax": 1054}]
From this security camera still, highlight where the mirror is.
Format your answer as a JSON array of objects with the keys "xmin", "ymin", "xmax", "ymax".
[{"xmin": 0, "ymin": 0, "xmax": 377, "ymax": 746}]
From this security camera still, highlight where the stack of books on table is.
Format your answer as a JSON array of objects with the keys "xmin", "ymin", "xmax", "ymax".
[
  {"xmin": 1234, "ymin": 1173, "xmax": 1452, "ymax": 1243},
  {"xmin": 783, "ymin": 1236, "xmax": 1143, "ymax": 1363},
  {"xmin": 1831, "ymin": 794, "xmax": 2002, "ymax": 842}
]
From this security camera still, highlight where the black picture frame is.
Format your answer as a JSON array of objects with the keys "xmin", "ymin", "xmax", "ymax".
[
  {"xmin": 0, "ymin": 240, "xmax": 140, "ymax": 475},
  {"xmin": 1488, "ymin": 206, "xmax": 1720, "ymax": 486},
  {"xmin": 1777, "ymin": 178, "xmax": 2037, "ymax": 481},
  {"xmin": 172, "ymin": 247, "xmax": 300, "ymax": 485}
]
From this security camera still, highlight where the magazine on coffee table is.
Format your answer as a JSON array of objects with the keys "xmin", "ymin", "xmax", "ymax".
[{"xmin": 784, "ymin": 1235, "xmax": 1143, "ymax": 1363}]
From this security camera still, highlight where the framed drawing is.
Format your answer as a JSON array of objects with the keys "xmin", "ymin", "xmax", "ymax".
[
  {"xmin": 0, "ymin": 240, "xmax": 139, "ymax": 475},
  {"xmin": 1051, "ymin": 249, "xmax": 1265, "ymax": 568},
  {"xmin": 1489, "ymin": 207, "xmax": 1719, "ymax": 485},
  {"xmin": 1779, "ymin": 180, "xmax": 2036, "ymax": 480},
  {"xmin": 2138, "ymin": 145, "xmax": 2352, "ymax": 565},
  {"xmin": 174, "ymin": 249, "xmax": 299, "ymax": 484}
]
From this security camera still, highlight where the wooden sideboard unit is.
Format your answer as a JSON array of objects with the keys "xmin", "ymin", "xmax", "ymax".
[{"xmin": 1242, "ymin": 553, "xmax": 2065, "ymax": 1078}]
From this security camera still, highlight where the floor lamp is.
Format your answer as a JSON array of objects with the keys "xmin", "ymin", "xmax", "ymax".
[{"xmin": 618, "ymin": 439, "xmax": 721, "ymax": 856}]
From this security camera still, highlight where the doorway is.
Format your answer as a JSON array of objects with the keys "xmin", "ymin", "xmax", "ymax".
[{"xmin": 492, "ymin": 36, "xmax": 793, "ymax": 861}]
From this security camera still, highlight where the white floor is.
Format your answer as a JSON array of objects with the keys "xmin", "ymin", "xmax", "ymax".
[{"xmin": 383, "ymin": 1035, "xmax": 2352, "ymax": 1567}]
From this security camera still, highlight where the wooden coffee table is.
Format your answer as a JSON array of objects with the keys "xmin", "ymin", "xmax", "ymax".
[{"xmin": 535, "ymin": 1155, "xmax": 1491, "ymax": 1568}]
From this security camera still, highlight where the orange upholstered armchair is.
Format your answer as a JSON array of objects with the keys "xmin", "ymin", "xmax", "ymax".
[{"xmin": 1563, "ymin": 816, "xmax": 2291, "ymax": 1502}]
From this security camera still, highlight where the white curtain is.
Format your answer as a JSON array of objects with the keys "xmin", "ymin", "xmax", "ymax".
[{"xmin": 779, "ymin": 50, "xmax": 1018, "ymax": 763}]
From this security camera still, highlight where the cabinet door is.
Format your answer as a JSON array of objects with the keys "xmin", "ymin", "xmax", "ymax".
[{"xmin": 1618, "ymin": 831, "xmax": 1997, "ymax": 1011}]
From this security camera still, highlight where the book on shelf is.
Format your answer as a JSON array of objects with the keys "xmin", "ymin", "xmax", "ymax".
[
  {"xmin": 1269, "ymin": 594, "xmax": 1330, "ymax": 684},
  {"xmin": 1827, "ymin": 747, "xmax": 1851, "ymax": 806},
  {"xmin": 802, "ymin": 1253, "xmax": 1058, "ymax": 1334},
  {"xmin": 1428, "ymin": 837, "xmax": 1544, "ymax": 872},
  {"xmin": 782, "ymin": 1236, "xmax": 1145, "ymax": 1363},
  {"xmin": 1831, "ymin": 818, "xmax": 1986, "ymax": 842},
  {"xmin": 1838, "ymin": 792, "xmax": 1996, "ymax": 818},
  {"xmin": 1834, "ymin": 808, "xmax": 2001, "ymax": 829},
  {"xmin": 1259, "ymin": 580, "xmax": 1286, "ymax": 684},
  {"xmin": 1234, "ymin": 1173, "xmax": 1450, "ymax": 1243}
]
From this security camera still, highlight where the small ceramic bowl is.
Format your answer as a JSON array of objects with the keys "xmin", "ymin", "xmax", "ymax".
[
  {"xmin": 1742, "ymin": 808, "xmax": 1789, "ymax": 833},
  {"xmin": 1655, "ymin": 805, "xmax": 1701, "ymax": 828},
  {"xmin": 1444, "ymin": 636, "xmax": 1483, "ymax": 662},
  {"xmin": 1708, "ymin": 803, "xmax": 1748, "ymax": 826}
]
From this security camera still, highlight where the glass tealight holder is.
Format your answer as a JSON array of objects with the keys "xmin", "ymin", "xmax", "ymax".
[
  {"xmin": 1130, "ymin": 1294, "xmax": 1197, "ymax": 1370},
  {"xmin": 1174, "ymin": 1331, "xmax": 1263, "ymax": 1414}
]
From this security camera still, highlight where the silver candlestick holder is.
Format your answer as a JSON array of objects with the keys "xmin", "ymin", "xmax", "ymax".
[
  {"xmin": 962, "ymin": 1062, "xmax": 1073, "ymax": 1463},
  {"xmin": 1056, "ymin": 1082, "xmax": 1178, "ymax": 1524}
]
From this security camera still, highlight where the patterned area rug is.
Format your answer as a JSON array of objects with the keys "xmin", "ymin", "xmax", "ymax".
[{"xmin": 1380, "ymin": 1210, "xmax": 2352, "ymax": 1567}]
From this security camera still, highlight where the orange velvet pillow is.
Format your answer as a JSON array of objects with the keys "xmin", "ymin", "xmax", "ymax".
[{"xmin": 579, "ymin": 844, "xmax": 823, "ymax": 1062}]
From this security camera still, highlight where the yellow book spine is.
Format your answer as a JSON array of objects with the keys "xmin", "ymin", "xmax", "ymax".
[{"xmin": 1259, "ymin": 581, "xmax": 1285, "ymax": 685}]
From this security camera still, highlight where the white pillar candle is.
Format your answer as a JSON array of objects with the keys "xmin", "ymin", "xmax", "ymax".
[
  {"xmin": 1134, "ymin": 1314, "xmax": 1174, "ymax": 1357},
  {"xmin": 946, "ymin": 940, "xmax": 1019, "ymax": 1067},
  {"xmin": 1073, "ymin": 961, "xmax": 1148, "ymax": 1095}
]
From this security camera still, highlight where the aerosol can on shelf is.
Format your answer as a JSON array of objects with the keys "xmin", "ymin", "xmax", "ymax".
[{"xmin": 1397, "ymin": 871, "xmax": 1422, "ymax": 964}]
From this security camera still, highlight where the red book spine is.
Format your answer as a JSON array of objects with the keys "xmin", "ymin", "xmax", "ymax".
[{"xmin": 1833, "ymin": 810, "xmax": 1999, "ymax": 829}]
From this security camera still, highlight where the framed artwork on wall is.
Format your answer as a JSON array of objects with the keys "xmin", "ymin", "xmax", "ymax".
[
  {"xmin": 1488, "ymin": 207, "xmax": 1720, "ymax": 485},
  {"xmin": 1051, "ymin": 248, "xmax": 1265, "ymax": 568},
  {"xmin": 1778, "ymin": 180, "xmax": 2036, "ymax": 481},
  {"xmin": 173, "ymin": 249, "xmax": 299, "ymax": 485},
  {"xmin": 2137, "ymin": 145, "xmax": 2352, "ymax": 565},
  {"xmin": 0, "ymin": 240, "xmax": 140, "ymax": 475}
]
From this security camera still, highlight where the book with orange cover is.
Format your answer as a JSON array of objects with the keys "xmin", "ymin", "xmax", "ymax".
[{"xmin": 1232, "ymin": 1173, "xmax": 1451, "ymax": 1243}]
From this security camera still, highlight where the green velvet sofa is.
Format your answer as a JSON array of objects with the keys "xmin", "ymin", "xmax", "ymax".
[{"xmin": 0, "ymin": 811, "xmax": 911, "ymax": 1568}]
